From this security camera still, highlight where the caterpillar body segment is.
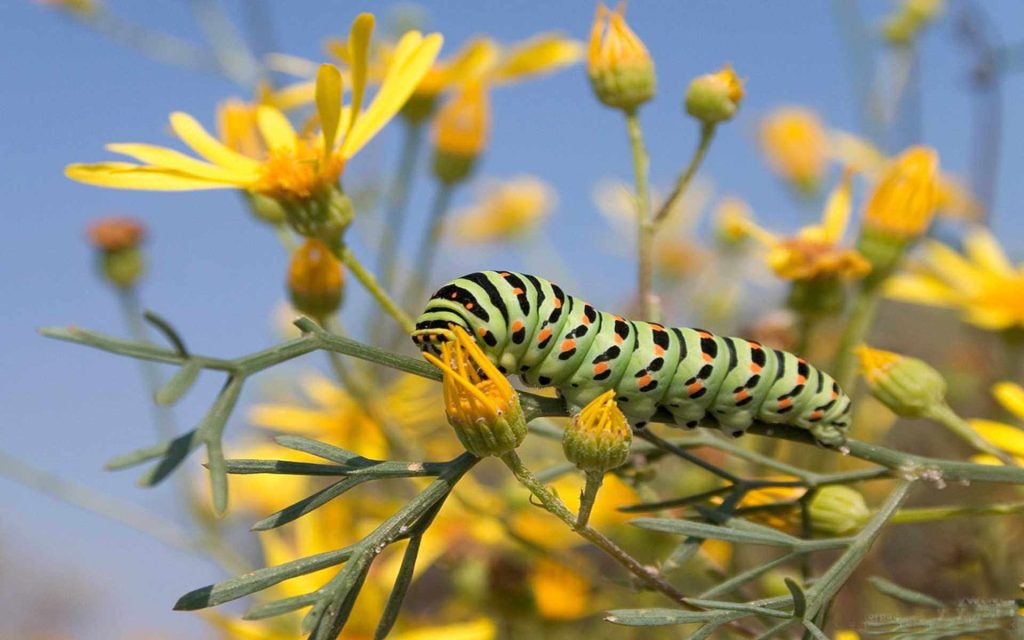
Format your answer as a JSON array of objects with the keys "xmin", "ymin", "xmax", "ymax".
[{"xmin": 413, "ymin": 271, "xmax": 851, "ymax": 446}]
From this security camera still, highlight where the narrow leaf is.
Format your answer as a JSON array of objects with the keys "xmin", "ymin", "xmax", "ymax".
[
  {"xmin": 374, "ymin": 535, "xmax": 422, "ymax": 639},
  {"xmin": 683, "ymin": 598, "xmax": 789, "ymax": 619},
  {"xmin": 155, "ymin": 360, "xmax": 202, "ymax": 405},
  {"xmin": 605, "ymin": 608, "xmax": 723, "ymax": 626},
  {"xmin": 275, "ymin": 435, "xmax": 363, "ymax": 464},
  {"xmin": 631, "ymin": 518, "xmax": 798, "ymax": 547},
  {"xmin": 105, "ymin": 429, "xmax": 199, "ymax": 471},
  {"xmin": 223, "ymin": 459, "xmax": 355, "ymax": 476},
  {"xmin": 251, "ymin": 475, "xmax": 373, "ymax": 531},
  {"xmin": 784, "ymin": 578, "xmax": 806, "ymax": 619},
  {"xmin": 244, "ymin": 591, "xmax": 320, "ymax": 620},
  {"xmin": 868, "ymin": 576, "xmax": 944, "ymax": 608},
  {"xmin": 175, "ymin": 545, "xmax": 354, "ymax": 610},
  {"xmin": 142, "ymin": 309, "xmax": 189, "ymax": 356}
]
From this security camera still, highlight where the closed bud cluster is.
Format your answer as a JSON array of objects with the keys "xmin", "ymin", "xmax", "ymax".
[
  {"xmin": 422, "ymin": 326, "xmax": 527, "ymax": 457},
  {"xmin": 86, "ymin": 216, "xmax": 146, "ymax": 289},
  {"xmin": 857, "ymin": 146, "xmax": 939, "ymax": 281},
  {"xmin": 287, "ymin": 239, "xmax": 344, "ymax": 318},
  {"xmin": 807, "ymin": 485, "xmax": 871, "ymax": 536},
  {"xmin": 281, "ymin": 185, "xmax": 354, "ymax": 244},
  {"xmin": 857, "ymin": 345, "xmax": 947, "ymax": 417},
  {"xmin": 587, "ymin": 3, "xmax": 655, "ymax": 112},
  {"xmin": 432, "ymin": 83, "xmax": 490, "ymax": 185},
  {"xmin": 685, "ymin": 65, "xmax": 744, "ymax": 126},
  {"xmin": 563, "ymin": 390, "xmax": 632, "ymax": 473}
]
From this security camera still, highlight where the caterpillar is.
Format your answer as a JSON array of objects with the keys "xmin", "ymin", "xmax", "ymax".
[{"xmin": 412, "ymin": 271, "xmax": 850, "ymax": 446}]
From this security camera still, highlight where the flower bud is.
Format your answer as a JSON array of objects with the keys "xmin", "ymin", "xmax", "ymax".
[
  {"xmin": 808, "ymin": 485, "xmax": 871, "ymax": 536},
  {"xmin": 422, "ymin": 326, "xmax": 527, "ymax": 457},
  {"xmin": 432, "ymin": 83, "xmax": 490, "ymax": 185},
  {"xmin": 857, "ymin": 345, "xmax": 947, "ymax": 417},
  {"xmin": 287, "ymin": 239, "xmax": 344, "ymax": 318},
  {"xmin": 244, "ymin": 192, "xmax": 287, "ymax": 225},
  {"xmin": 587, "ymin": 3, "xmax": 655, "ymax": 112},
  {"xmin": 563, "ymin": 390, "xmax": 632, "ymax": 473},
  {"xmin": 685, "ymin": 65, "xmax": 744, "ymax": 126},
  {"xmin": 282, "ymin": 185, "xmax": 354, "ymax": 243},
  {"xmin": 86, "ymin": 216, "xmax": 146, "ymax": 289}
]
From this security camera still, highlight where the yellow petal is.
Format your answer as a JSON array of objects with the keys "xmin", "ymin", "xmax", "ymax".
[
  {"xmin": 921, "ymin": 240, "xmax": 984, "ymax": 290},
  {"xmin": 248, "ymin": 405, "xmax": 339, "ymax": 434},
  {"xmin": 169, "ymin": 111, "xmax": 262, "ymax": 174},
  {"xmin": 993, "ymin": 382, "xmax": 1024, "ymax": 421},
  {"xmin": 491, "ymin": 34, "xmax": 584, "ymax": 85},
  {"xmin": 884, "ymin": 274, "xmax": 956, "ymax": 307},
  {"xmin": 345, "ymin": 13, "xmax": 375, "ymax": 140},
  {"xmin": 316, "ymin": 64, "xmax": 344, "ymax": 155},
  {"xmin": 437, "ymin": 37, "xmax": 499, "ymax": 88},
  {"xmin": 105, "ymin": 143, "xmax": 250, "ymax": 183},
  {"xmin": 268, "ymin": 79, "xmax": 317, "ymax": 111},
  {"xmin": 256, "ymin": 105, "xmax": 298, "ymax": 151},
  {"xmin": 963, "ymin": 226, "xmax": 1015, "ymax": 277},
  {"xmin": 391, "ymin": 618, "xmax": 496, "ymax": 640},
  {"xmin": 341, "ymin": 31, "xmax": 443, "ymax": 159},
  {"xmin": 65, "ymin": 163, "xmax": 238, "ymax": 190},
  {"xmin": 821, "ymin": 169, "xmax": 853, "ymax": 242},
  {"xmin": 970, "ymin": 418, "xmax": 1024, "ymax": 456}
]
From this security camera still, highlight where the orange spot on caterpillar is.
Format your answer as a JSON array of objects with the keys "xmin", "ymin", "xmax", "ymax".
[
  {"xmin": 513, "ymin": 287, "xmax": 524, "ymax": 295},
  {"xmin": 593, "ymin": 362, "xmax": 609, "ymax": 374},
  {"xmin": 687, "ymin": 382, "xmax": 703, "ymax": 395},
  {"xmin": 702, "ymin": 353, "xmax": 714, "ymax": 363},
  {"xmin": 450, "ymin": 292, "xmax": 458, "ymax": 299},
  {"xmin": 537, "ymin": 328, "xmax": 552, "ymax": 343},
  {"xmin": 797, "ymin": 376, "xmax": 807, "ymax": 384},
  {"xmin": 809, "ymin": 410, "xmax": 823, "ymax": 420},
  {"xmin": 778, "ymin": 398, "xmax": 792, "ymax": 409},
  {"xmin": 654, "ymin": 346, "xmax": 665, "ymax": 356},
  {"xmin": 477, "ymin": 327, "xmax": 488, "ymax": 337},
  {"xmin": 698, "ymin": 331, "xmax": 713, "ymax": 339},
  {"xmin": 511, "ymin": 320, "xmax": 524, "ymax": 331},
  {"xmin": 614, "ymin": 335, "xmax": 624, "ymax": 345},
  {"xmin": 735, "ymin": 390, "xmax": 750, "ymax": 401},
  {"xmin": 750, "ymin": 364, "xmax": 762, "ymax": 373},
  {"xmin": 560, "ymin": 339, "xmax": 576, "ymax": 352},
  {"xmin": 552, "ymin": 297, "xmax": 562, "ymax": 309},
  {"xmin": 465, "ymin": 302, "xmax": 474, "ymax": 310}
]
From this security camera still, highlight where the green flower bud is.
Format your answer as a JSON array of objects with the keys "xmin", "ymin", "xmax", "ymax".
[
  {"xmin": 685, "ymin": 65, "xmax": 745, "ymax": 126},
  {"xmin": 287, "ymin": 239, "xmax": 344, "ymax": 318},
  {"xmin": 282, "ymin": 185, "xmax": 354, "ymax": 244},
  {"xmin": 243, "ymin": 192, "xmax": 287, "ymax": 225},
  {"xmin": 87, "ymin": 216, "xmax": 146, "ymax": 289},
  {"xmin": 587, "ymin": 4, "xmax": 656, "ymax": 112},
  {"xmin": 808, "ymin": 485, "xmax": 871, "ymax": 536},
  {"xmin": 857, "ymin": 345, "xmax": 947, "ymax": 417},
  {"xmin": 563, "ymin": 390, "xmax": 632, "ymax": 473}
]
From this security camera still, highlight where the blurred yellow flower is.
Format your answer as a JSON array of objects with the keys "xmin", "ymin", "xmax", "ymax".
[
  {"xmin": 433, "ymin": 82, "xmax": 492, "ymax": 160},
  {"xmin": 969, "ymin": 382, "xmax": 1024, "ymax": 466},
  {"xmin": 587, "ymin": 2, "xmax": 655, "ymax": 110},
  {"xmin": 66, "ymin": 15, "xmax": 442, "ymax": 201},
  {"xmin": 861, "ymin": 146, "xmax": 940, "ymax": 241},
  {"xmin": 36, "ymin": 0, "xmax": 98, "ymax": 16},
  {"xmin": 527, "ymin": 558, "xmax": 591, "ymax": 620},
  {"xmin": 885, "ymin": 226, "xmax": 1024, "ymax": 331},
  {"xmin": 759, "ymin": 107, "xmax": 829, "ymax": 193},
  {"xmin": 734, "ymin": 171, "xmax": 870, "ymax": 281},
  {"xmin": 451, "ymin": 176, "xmax": 555, "ymax": 243},
  {"xmin": 249, "ymin": 371, "xmax": 444, "ymax": 460}
]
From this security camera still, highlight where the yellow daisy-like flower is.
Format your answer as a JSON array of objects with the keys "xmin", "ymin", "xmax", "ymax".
[
  {"xmin": 759, "ymin": 106, "xmax": 830, "ymax": 193},
  {"xmin": 733, "ymin": 171, "xmax": 870, "ymax": 281},
  {"xmin": 451, "ymin": 176, "xmax": 555, "ymax": 243},
  {"xmin": 969, "ymin": 382, "xmax": 1024, "ymax": 466},
  {"xmin": 885, "ymin": 226, "xmax": 1024, "ymax": 331},
  {"xmin": 66, "ymin": 14, "xmax": 443, "ymax": 203}
]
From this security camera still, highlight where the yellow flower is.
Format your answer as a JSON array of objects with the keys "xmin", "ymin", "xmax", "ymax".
[
  {"xmin": 422, "ymin": 325, "xmax": 526, "ymax": 457},
  {"xmin": 563, "ymin": 389, "xmax": 632, "ymax": 473},
  {"xmin": 969, "ymin": 382, "xmax": 1024, "ymax": 466},
  {"xmin": 759, "ymin": 107, "xmax": 830, "ymax": 192},
  {"xmin": 735, "ymin": 171, "xmax": 870, "ymax": 281},
  {"xmin": 249, "ymin": 371, "xmax": 444, "ymax": 460},
  {"xmin": 66, "ymin": 14, "xmax": 443, "ymax": 203},
  {"xmin": 433, "ymin": 82, "xmax": 491, "ymax": 166},
  {"xmin": 587, "ymin": 3, "xmax": 655, "ymax": 110},
  {"xmin": 861, "ymin": 145, "xmax": 940, "ymax": 241},
  {"xmin": 216, "ymin": 99, "xmax": 264, "ymax": 160},
  {"xmin": 527, "ymin": 558, "xmax": 591, "ymax": 620},
  {"xmin": 451, "ymin": 176, "xmax": 555, "ymax": 243},
  {"xmin": 885, "ymin": 226, "xmax": 1024, "ymax": 331},
  {"xmin": 856, "ymin": 345, "xmax": 947, "ymax": 417}
]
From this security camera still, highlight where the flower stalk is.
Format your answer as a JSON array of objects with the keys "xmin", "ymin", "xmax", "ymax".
[{"xmin": 625, "ymin": 110, "xmax": 655, "ymax": 318}]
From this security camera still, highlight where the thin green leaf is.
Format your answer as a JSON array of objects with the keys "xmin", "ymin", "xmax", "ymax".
[
  {"xmin": 155, "ymin": 360, "xmax": 202, "ymax": 405},
  {"xmin": 631, "ymin": 518, "xmax": 798, "ymax": 547},
  {"xmin": 244, "ymin": 591, "xmax": 320, "ymax": 620},
  {"xmin": 604, "ymin": 608, "xmax": 723, "ymax": 626},
  {"xmin": 175, "ymin": 545, "xmax": 354, "ymax": 610},
  {"xmin": 251, "ymin": 475, "xmax": 374, "ymax": 531},
  {"xmin": 142, "ymin": 309, "xmax": 189, "ymax": 356},
  {"xmin": 868, "ymin": 576, "xmax": 944, "ymax": 608},
  {"xmin": 105, "ymin": 429, "xmax": 199, "ymax": 471},
  {"xmin": 275, "ymin": 435, "xmax": 363, "ymax": 465},
  {"xmin": 682, "ymin": 598, "xmax": 789, "ymax": 619},
  {"xmin": 619, "ymin": 486, "xmax": 732, "ymax": 513},
  {"xmin": 223, "ymin": 459, "xmax": 356, "ymax": 476},
  {"xmin": 136, "ymin": 432, "xmax": 205, "ymax": 487},
  {"xmin": 801, "ymin": 620, "xmax": 830, "ymax": 640},
  {"xmin": 206, "ymin": 436, "xmax": 228, "ymax": 516},
  {"xmin": 784, "ymin": 578, "xmax": 806, "ymax": 619},
  {"xmin": 305, "ymin": 557, "xmax": 372, "ymax": 638},
  {"xmin": 374, "ymin": 535, "xmax": 422, "ymax": 640}
]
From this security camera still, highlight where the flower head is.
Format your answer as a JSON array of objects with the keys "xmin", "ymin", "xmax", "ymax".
[
  {"xmin": 587, "ymin": 3, "xmax": 655, "ymax": 111},
  {"xmin": 969, "ymin": 382, "xmax": 1024, "ymax": 466},
  {"xmin": 66, "ymin": 14, "xmax": 443, "ymax": 206},
  {"xmin": 86, "ymin": 216, "xmax": 146, "ymax": 288},
  {"xmin": 563, "ymin": 390, "xmax": 632, "ymax": 473},
  {"xmin": 452, "ymin": 176, "xmax": 555, "ymax": 243},
  {"xmin": 759, "ymin": 107, "xmax": 830, "ymax": 193},
  {"xmin": 856, "ymin": 345, "xmax": 947, "ymax": 417},
  {"xmin": 422, "ymin": 325, "xmax": 526, "ymax": 457},
  {"xmin": 685, "ymin": 65, "xmax": 745, "ymax": 125},
  {"xmin": 861, "ymin": 145, "xmax": 940, "ymax": 241},
  {"xmin": 287, "ymin": 239, "xmax": 344, "ymax": 318},
  {"xmin": 432, "ymin": 82, "xmax": 491, "ymax": 184},
  {"xmin": 885, "ymin": 226, "xmax": 1024, "ymax": 331}
]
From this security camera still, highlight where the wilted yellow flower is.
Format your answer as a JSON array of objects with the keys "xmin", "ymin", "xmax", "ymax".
[
  {"xmin": 287, "ymin": 238, "xmax": 344, "ymax": 318},
  {"xmin": 685, "ymin": 65, "xmax": 745, "ymax": 125},
  {"xmin": 67, "ymin": 14, "xmax": 442, "ymax": 207},
  {"xmin": 452, "ymin": 176, "xmax": 555, "ymax": 243},
  {"xmin": 422, "ymin": 326, "xmax": 526, "ymax": 457},
  {"xmin": 969, "ymin": 382, "xmax": 1024, "ymax": 466},
  {"xmin": 587, "ymin": 3, "xmax": 655, "ymax": 111},
  {"xmin": 249, "ymin": 371, "xmax": 444, "ymax": 460},
  {"xmin": 861, "ymin": 146, "xmax": 940, "ymax": 241},
  {"xmin": 734, "ymin": 171, "xmax": 870, "ymax": 281},
  {"xmin": 885, "ymin": 226, "xmax": 1024, "ymax": 331},
  {"xmin": 432, "ymin": 83, "xmax": 491, "ymax": 184},
  {"xmin": 759, "ymin": 107, "xmax": 829, "ymax": 193}
]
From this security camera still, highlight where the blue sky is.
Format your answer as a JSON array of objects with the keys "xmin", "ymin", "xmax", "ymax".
[{"xmin": 2, "ymin": 1, "xmax": 1023, "ymax": 637}]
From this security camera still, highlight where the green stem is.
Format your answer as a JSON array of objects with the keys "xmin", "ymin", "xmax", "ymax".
[
  {"xmin": 117, "ymin": 288, "xmax": 178, "ymax": 442},
  {"xmin": 577, "ymin": 471, "xmax": 604, "ymax": 528},
  {"xmin": 274, "ymin": 224, "xmax": 297, "ymax": 252},
  {"xmin": 888, "ymin": 500, "xmax": 1024, "ymax": 524},
  {"xmin": 333, "ymin": 243, "xmax": 415, "ymax": 335},
  {"xmin": 833, "ymin": 280, "xmax": 882, "ymax": 391},
  {"xmin": 924, "ymin": 402, "xmax": 1018, "ymax": 466},
  {"xmin": 404, "ymin": 182, "xmax": 454, "ymax": 310},
  {"xmin": 624, "ymin": 109, "xmax": 654, "ymax": 319},
  {"xmin": 653, "ymin": 123, "xmax": 717, "ymax": 226},
  {"xmin": 376, "ymin": 122, "xmax": 425, "ymax": 307}
]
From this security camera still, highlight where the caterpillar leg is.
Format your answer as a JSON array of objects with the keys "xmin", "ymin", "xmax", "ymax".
[
  {"xmin": 809, "ymin": 423, "xmax": 847, "ymax": 448},
  {"xmin": 713, "ymin": 409, "xmax": 755, "ymax": 438}
]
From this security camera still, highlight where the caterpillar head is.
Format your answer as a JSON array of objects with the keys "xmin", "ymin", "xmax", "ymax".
[{"xmin": 411, "ymin": 314, "xmax": 470, "ymax": 356}]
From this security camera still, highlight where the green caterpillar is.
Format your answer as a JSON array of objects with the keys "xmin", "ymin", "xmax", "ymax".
[{"xmin": 413, "ymin": 271, "xmax": 850, "ymax": 445}]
